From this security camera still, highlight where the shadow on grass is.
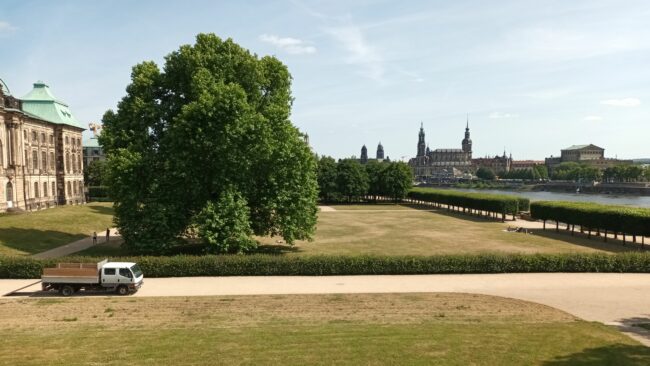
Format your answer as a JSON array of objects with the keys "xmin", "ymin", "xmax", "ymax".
[
  {"xmin": 0, "ymin": 227, "xmax": 87, "ymax": 255},
  {"xmin": 255, "ymin": 244, "xmax": 302, "ymax": 254},
  {"xmin": 403, "ymin": 203, "xmax": 506, "ymax": 224},
  {"xmin": 541, "ymin": 343, "xmax": 650, "ymax": 365},
  {"xmin": 531, "ymin": 228, "xmax": 647, "ymax": 254},
  {"xmin": 86, "ymin": 204, "xmax": 114, "ymax": 216}
]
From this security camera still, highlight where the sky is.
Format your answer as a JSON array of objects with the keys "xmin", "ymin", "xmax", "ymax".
[{"xmin": 1, "ymin": 0, "xmax": 649, "ymax": 160}]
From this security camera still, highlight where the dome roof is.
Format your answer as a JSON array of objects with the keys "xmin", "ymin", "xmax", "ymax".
[{"xmin": 0, "ymin": 78, "xmax": 11, "ymax": 96}]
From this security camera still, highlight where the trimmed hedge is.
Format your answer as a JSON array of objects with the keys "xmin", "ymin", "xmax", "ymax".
[
  {"xmin": 2, "ymin": 253, "xmax": 649, "ymax": 279},
  {"xmin": 530, "ymin": 201, "xmax": 650, "ymax": 238},
  {"xmin": 408, "ymin": 188, "xmax": 529, "ymax": 217}
]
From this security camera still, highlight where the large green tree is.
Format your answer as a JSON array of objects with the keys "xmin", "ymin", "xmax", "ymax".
[
  {"xmin": 317, "ymin": 156, "xmax": 338, "ymax": 202},
  {"xmin": 380, "ymin": 162, "xmax": 413, "ymax": 201},
  {"xmin": 336, "ymin": 159, "xmax": 369, "ymax": 203},
  {"xmin": 100, "ymin": 34, "xmax": 318, "ymax": 253}
]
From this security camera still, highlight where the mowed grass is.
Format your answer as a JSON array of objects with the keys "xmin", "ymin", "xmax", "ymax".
[
  {"xmin": 257, "ymin": 204, "xmax": 634, "ymax": 256},
  {"xmin": 0, "ymin": 202, "xmax": 114, "ymax": 256},
  {"xmin": 1, "ymin": 293, "xmax": 647, "ymax": 365}
]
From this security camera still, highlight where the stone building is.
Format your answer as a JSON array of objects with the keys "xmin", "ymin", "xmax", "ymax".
[
  {"xmin": 358, "ymin": 142, "xmax": 389, "ymax": 164},
  {"xmin": 0, "ymin": 78, "xmax": 85, "ymax": 212},
  {"xmin": 472, "ymin": 151, "xmax": 512, "ymax": 175},
  {"xmin": 83, "ymin": 122, "xmax": 104, "ymax": 168},
  {"xmin": 409, "ymin": 121, "xmax": 473, "ymax": 180},
  {"xmin": 545, "ymin": 144, "xmax": 633, "ymax": 172}
]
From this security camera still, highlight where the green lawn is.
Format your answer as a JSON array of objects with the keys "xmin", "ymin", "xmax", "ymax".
[
  {"xmin": 1, "ymin": 293, "xmax": 647, "ymax": 365},
  {"xmin": 0, "ymin": 203, "xmax": 114, "ymax": 256},
  {"xmin": 256, "ymin": 204, "xmax": 637, "ymax": 256}
]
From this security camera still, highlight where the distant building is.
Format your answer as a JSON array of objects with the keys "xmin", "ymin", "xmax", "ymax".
[
  {"xmin": 358, "ymin": 142, "xmax": 389, "ymax": 164},
  {"xmin": 472, "ymin": 152, "xmax": 512, "ymax": 176},
  {"xmin": 82, "ymin": 122, "xmax": 104, "ymax": 168},
  {"xmin": 409, "ymin": 121, "xmax": 473, "ymax": 180},
  {"xmin": 545, "ymin": 144, "xmax": 633, "ymax": 172},
  {"xmin": 511, "ymin": 160, "xmax": 545, "ymax": 171},
  {"xmin": 1, "ymin": 78, "xmax": 85, "ymax": 212}
]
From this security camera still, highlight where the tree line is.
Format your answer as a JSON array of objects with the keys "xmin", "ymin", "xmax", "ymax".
[{"xmin": 317, "ymin": 157, "xmax": 413, "ymax": 203}]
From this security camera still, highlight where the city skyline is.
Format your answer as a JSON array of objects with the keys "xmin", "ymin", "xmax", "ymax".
[{"xmin": 1, "ymin": 0, "xmax": 649, "ymax": 160}]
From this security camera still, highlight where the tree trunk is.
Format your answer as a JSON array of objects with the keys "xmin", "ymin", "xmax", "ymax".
[
  {"xmin": 604, "ymin": 229, "xmax": 607, "ymax": 242},
  {"xmin": 571, "ymin": 225, "xmax": 575, "ymax": 236},
  {"xmin": 555, "ymin": 221, "xmax": 559, "ymax": 232},
  {"xmin": 543, "ymin": 220, "xmax": 546, "ymax": 230}
]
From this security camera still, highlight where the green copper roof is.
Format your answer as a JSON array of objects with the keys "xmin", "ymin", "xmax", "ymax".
[
  {"xmin": 83, "ymin": 136, "xmax": 101, "ymax": 148},
  {"xmin": 563, "ymin": 144, "xmax": 603, "ymax": 151},
  {"xmin": 0, "ymin": 78, "xmax": 11, "ymax": 96},
  {"xmin": 20, "ymin": 81, "xmax": 84, "ymax": 129}
]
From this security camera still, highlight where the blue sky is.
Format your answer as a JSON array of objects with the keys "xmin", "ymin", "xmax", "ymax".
[{"xmin": 1, "ymin": 0, "xmax": 649, "ymax": 160}]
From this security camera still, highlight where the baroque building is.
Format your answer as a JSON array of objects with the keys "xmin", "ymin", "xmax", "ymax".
[
  {"xmin": 0, "ymin": 78, "xmax": 85, "ymax": 212},
  {"xmin": 409, "ymin": 121, "xmax": 473, "ymax": 180},
  {"xmin": 545, "ymin": 144, "xmax": 633, "ymax": 173}
]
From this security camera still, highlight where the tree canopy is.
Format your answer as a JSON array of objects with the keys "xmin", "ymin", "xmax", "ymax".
[{"xmin": 100, "ymin": 33, "xmax": 318, "ymax": 253}]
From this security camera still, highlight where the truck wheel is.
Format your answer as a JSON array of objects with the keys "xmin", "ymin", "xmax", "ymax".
[
  {"xmin": 116, "ymin": 285, "xmax": 129, "ymax": 296},
  {"xmin": 60, "ymin": 285, "xmax": 74, "ymax": 297}
]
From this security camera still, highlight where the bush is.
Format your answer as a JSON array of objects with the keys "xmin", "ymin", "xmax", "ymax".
[
  {"xmin": 408, "ymin": 188, "xmax": 529, "ymax": 216},
  {"xmin": 2, "ymin": 253, "xmax": 649, "ymax": 279},
  {"xmin": 530, "ymin": 201, "xmax": 650, "ymax": 238}
]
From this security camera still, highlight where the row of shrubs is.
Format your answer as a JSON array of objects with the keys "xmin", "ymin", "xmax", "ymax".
[
  {"xmin": 530, "ymin": 201, "xmax": 650, "ymax": 238},
  {"xmin": 408, "ymin": 188, "xmax": 530, "ymax": 217},
  {"xmin": 2, "ymin": 253, "xmax": 649, "ymax": 279}
]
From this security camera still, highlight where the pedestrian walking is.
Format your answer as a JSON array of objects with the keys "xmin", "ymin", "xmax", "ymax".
[
  {"xmin": 106, "ymin": 228, "xmax": 110, "ymax": 243},
  {"xmin": 92, "ymin": 231, "xmax": 97, "ymax": 245}
]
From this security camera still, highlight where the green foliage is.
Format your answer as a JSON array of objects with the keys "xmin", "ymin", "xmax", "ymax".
[
  {"xmin": 501, "ymin": 166, "xmax": 546, "ymax": 180},
  {"xmin": 3, "ymin": 252, "xmax": 650, "ymax": 279},
  {"xmin": 365, "ymin": 160, "xmax": 385, "ymax": 198},
  {"xmin": 317, "ymin": 156, "xmax": 338, "ymax": 202},
  {"xmin": 336, "ymin": 159, "xmax": 369, "ymax": 202},
  {"xmin": 83, "ymin": 160, "xmax": 108, "ymax": 187},
  {"xmin": 409, "ymin": 187, "xmax": 529, "ymax": 216},
  {"xmin": 552, "ymin": 162, "xmax": 603, "ymax": 181},
  {"xmin": 380, "ymin": 162, "xmax": 413, "ymax": 201},
  {"xmin": 530, "ymin": 201, "xmax": 650, "ymax": 237},
  {"xmin": 194, "ymin": 190, "xmax": 257, "ymax": 254},
  {"xmin": 476, "ymin": 167, "xmax": 496, "ymax": 180},
  {"xmin": 100, "ymin": 34, "xmax": 318, "ymax": 253},
  {"xmin": 87, "ymin": 186, "xmax": 109, "ymax": 200},
  {"xmin": 603, "ymin": 164, "xmax": 648, "ymax": 182}
]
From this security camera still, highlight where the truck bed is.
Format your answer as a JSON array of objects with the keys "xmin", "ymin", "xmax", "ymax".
[{"xmin": 42, "ymin": 263, "xmax": 100, "ymax": 284}]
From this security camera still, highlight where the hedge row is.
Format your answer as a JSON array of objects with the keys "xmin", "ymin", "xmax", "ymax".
[
  {"xmin": 2, "ymin": 253, "xmax": 649, "ymax": 279},
  {"xmin": 530, "ymin": 201, "xmax": 650, "ymax": 238},
  {"xmin": 408, "ymin": 188, "xmax": 529, "ymax": 217}
]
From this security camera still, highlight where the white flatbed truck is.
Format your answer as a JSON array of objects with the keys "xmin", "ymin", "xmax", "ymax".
[{"xmin": 41, "ymin": 259, "xmax": 144, "ymax": 296}]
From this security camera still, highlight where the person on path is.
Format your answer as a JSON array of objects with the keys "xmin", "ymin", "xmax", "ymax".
[
  {"xmin": 92, "ymin": 232, "xmax": 97, "ymax": 245},
  {"xmin": 106, "ymin": 228, "xmax": 110, "ymax": 243}
]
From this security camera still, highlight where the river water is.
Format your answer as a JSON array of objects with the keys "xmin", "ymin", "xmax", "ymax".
[{"xmin": 450, "ymin": 189, "xmax": 650, "ymax": 208}]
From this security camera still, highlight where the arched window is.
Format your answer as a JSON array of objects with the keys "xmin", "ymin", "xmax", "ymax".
[
  {"xmin": 51, "ymin": 182, "xmax": 56, "ymax": 197},
  {"xmin": 42, "ymin": 151, "xmax": 47, "ymax": 171},
  {"xmin": 65, "ymin": 136, "xmax": 69, "ymax": 145},
  {"xmin": 49, "ymin": 135, "xmax": 54, "ymax": 145},
  {"xmin": 43, "ymin": 182, "xmax": 48, "ymax": 197},
  {"xmin": 5, "ymin": 182, "xmax": 12, "ymax": 202},
  {"xmin": 41, "ymin": 133, "xmax": 45, "ymax": 143},
  {"xmin": 78, "ymin": 153, "xmax": 82, "ymax": 171},
  {"xmin": 24, "ymin": 150, "xmax": 29, "ymax": 169},
  {"xmin": 50, "ymin": 152, "xmax": 55, "ymax": 170},
  {"xmin": 31, "ymin": 131, "xmax": 37, "ymax": 143},
  {"xmin": 32, "ymin": 150, "xmax": 38, "ymax": 170},
  {"xmin": 67, "ymin": 181, "xmax": 71, "ymax": 197},
  {"xmin": 72, "ymin": 154, "xmax": 76, "ymax": 173},
  {"xmin": 23, "ymin": 130, "xmax": 27, "ymax": 140},
  {"xmin": 66, "ymin": 153, "xmax": 70, "ymax": 173},
  {"xmin": 34, "ymin": 182, "xmax": 39, "ymax": 198}
]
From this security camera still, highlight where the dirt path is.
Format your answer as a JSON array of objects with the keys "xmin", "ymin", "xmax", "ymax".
[
  {"xmin": 4, "ymin": 272, "xmax": 649, "ymax": 345},
  {"xmin": 31, "ymin": 228, "xmax": 121, "ymax": 259}
]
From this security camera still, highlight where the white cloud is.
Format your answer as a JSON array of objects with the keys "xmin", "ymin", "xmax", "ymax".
[
  {"xmin": 325, "ymin": 26, "xmax": 384, "ymax": 81},
  {"xmin": 259, "ymin": 34, "xmax": 316, "ymax": 55},
  {"xmin": 489, "ymin": 112, "xmax": 519, "ymax": 119},
  {"xmin": 0, "ymin": 21, "xmax": 16, "ymax": 35},
  {"xmin": 600, "ymin": 98, "xmax": 641, "ymax": 107},
  {"xmin": 583, "ymin": 116, "xmax": 602, "ymax": 121}
]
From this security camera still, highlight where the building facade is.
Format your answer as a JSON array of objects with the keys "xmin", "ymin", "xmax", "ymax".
[
  {"xmin": 82, "ymin": 122, "xmax": 104, "ymax": 168},
  {"xmin": 545, "ymin": 144, "xmax": 633, "ymax": 172},
  {"xmin": 472, "ymin": 152, "xmax": 512, "ymax": 175},
  {"xmin": 409, "ymin": 122, "xmax": 473, "ymax": 180},
  {"xmin": 0, "ymin": 78, "xmax": 85, "ymax": 212},
  {"xmin": 358, "ymin": 142, "xmax": 389, "ymax": 164}
]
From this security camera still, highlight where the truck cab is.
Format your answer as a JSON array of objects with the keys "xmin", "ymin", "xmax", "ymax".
[{"xmin": 100, "ymin": 262, "xmax": 144, "ymax": 295}]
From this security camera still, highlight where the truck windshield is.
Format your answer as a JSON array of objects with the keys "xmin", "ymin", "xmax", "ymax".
[{"xmin": 131, "ymin": 264, "xmax": 143, "ymax": 278}]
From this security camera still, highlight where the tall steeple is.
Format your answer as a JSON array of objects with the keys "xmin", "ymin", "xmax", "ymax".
[
  {"xmin": 360, "ymin": 145, "xmax": 368, "ymax": 164},
  {"xmin": 417, "ymin": 122, "xmax": 426, "ymax": 157},
  {"xmin": 462, "ymin": 116, "xmax": 472, "ymax": 156},
  {"xmin": 376, "ymin": 142, "xmax": 385, "ymax": 160}
]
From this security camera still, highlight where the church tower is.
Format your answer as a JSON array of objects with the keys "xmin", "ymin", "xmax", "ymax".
[
  {"xmin": 360, "ymin": 145, "xmax": 368, "ymax": 164},
  {"xmin": 376, "ymin": 142, "xmax": 384, "ymax": 160},
  {"xmin": 417, "ymin": 122, "xmax": 426, "ymax": 157},
  {"xmin": 462, "ymin": 118, "xmax": 472, "ymax": 156}
]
